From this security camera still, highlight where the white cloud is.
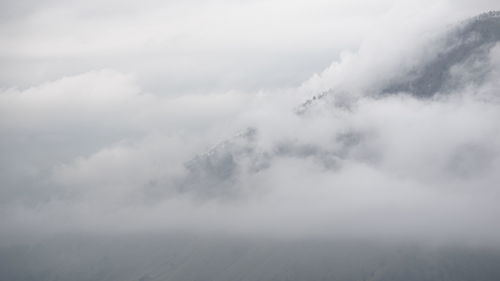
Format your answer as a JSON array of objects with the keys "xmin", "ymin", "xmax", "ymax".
[{"xmin": 1, "ymin": 0, "xmax": 500, "ymax": 247}]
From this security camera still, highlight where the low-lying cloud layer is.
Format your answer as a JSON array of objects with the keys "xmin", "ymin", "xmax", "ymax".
[{"xmin": 1, "ymin": 0, "xmax": 500, "ymax": 248}]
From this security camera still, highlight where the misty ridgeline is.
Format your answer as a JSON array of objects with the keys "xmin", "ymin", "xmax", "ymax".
[{"xmin": 1, "ymin": 8, "xmax": 500, "ymax": 281}]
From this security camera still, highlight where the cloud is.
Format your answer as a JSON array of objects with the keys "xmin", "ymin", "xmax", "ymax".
[{"xmin": 1, "ymin": 0, "xmax": 500, "ymax": 249}]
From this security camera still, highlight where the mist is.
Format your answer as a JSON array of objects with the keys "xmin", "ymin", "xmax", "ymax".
[{"xmin": 1, "ymin": 0, "xmax": 500, "ymax": 280}]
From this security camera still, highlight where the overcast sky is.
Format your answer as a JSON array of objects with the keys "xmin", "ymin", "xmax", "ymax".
[
  {"xmin": 2, "ymin": 0, "xmax": 499, "ymax": 93},
  {"xmin": 1, "ymin": 0, "xmax": 500, "ymax": 247}
]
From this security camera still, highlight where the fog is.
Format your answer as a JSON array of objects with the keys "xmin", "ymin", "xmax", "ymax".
[{"xmin": 1, "ymin": 1, "xmax": 500, "ymax": 279}]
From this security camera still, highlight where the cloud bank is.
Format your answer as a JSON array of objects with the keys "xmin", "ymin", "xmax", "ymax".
[{"xmin": 1, "ymin": 0, "xmax": 500, "ymax": 248}]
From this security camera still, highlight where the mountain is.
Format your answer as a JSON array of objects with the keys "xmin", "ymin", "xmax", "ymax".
[
  {"xmin": 176, "ymin": 11, "xmax": 500, "ymax": 200},
  {"xmin": 2, "ymin": 11, "xmax": 500, "ymax": 281},
  {"xmin": 383, "ymin": 11, "xmax": 500, "ymax": 97}
]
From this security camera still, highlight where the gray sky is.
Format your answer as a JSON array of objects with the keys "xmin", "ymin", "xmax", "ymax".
[
  {"xmin": 3, "ymin": 0, "xmax": 494, "ymax": 93},
  {"xmin": 1, "ymin": 0, "xmax": 500, "ymax": 246}
]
